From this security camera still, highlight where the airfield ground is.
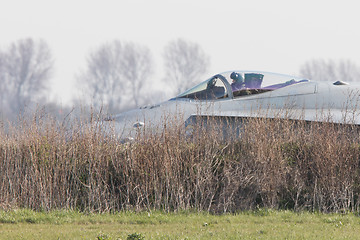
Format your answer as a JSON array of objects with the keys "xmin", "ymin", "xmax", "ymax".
[{"xmin": 1, "ymin": 209, "xmax": 360, "ymax": 239}]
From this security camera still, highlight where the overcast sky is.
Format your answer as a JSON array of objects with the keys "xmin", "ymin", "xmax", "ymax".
[{"xmin": 1, "ymin": 0, "xmax": 360, "ymax": 104}]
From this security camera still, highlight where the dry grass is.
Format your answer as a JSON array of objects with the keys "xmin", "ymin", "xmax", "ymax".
[{"xmin": 1, "ymin": 110, "xmax": 360, "ymax": 214}]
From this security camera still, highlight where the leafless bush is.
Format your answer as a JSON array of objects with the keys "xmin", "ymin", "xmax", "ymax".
[{"xmin": 0, "ymin": 111, "xmax": 360, "ymax": 213}]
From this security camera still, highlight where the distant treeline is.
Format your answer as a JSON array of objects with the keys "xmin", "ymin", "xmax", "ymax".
[
  {"xmin": 0, "ymin": 38, "xmax": 211, "ymax": 121},
  {"xmin": 1, "ymin": 114, "xmax": 360, "ymax": 213}
]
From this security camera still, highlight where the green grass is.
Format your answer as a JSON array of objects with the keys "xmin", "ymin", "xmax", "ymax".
[{"xmin": 0, "ymin": 209, "xmax": 360, "ymax": 239}]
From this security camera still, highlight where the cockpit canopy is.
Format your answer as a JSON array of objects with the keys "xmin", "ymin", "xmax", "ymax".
[{"xmin": 175, "ymin": 71, "xmax": 309, "ymax": 100}]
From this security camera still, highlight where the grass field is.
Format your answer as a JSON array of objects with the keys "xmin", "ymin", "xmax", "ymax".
[{"xmin": 0, "ymin": 209, "xmax": 360, "ymax": 239}]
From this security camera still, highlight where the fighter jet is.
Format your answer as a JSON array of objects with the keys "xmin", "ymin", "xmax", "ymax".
[{"xmin": 103, "ymin": 70, "xmax": 360, "ymax": 141}]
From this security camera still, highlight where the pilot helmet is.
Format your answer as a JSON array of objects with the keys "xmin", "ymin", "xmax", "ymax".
[{"xmin": 230, "ymin": 72, "xmax": 243, "ymax": 83}]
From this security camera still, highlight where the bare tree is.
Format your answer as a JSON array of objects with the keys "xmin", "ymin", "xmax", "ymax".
[
  {"xmin": 77, "ymin": 40, "xmax": 153, "ymax": 113},
  {"xmin": 0, "ymin": 51, "xmax": 6, "ymax": 118},
  {"xmin": 163, "ymin": 38, "xmax": 210, "ymax": 95},
  {"xmin": 0, "ymin": 38, "xmax": 53, "ymax": 117},
  {"xmin": 299, "ymin": 59, "xmax": 360, "ymax": 82},
  {"xmin": 78, "ymin": 41, "xmax": 123, "ymax": 112},
  {"xmin": 119, "ymin": 43, "xmax": 153, "ymax": 107}
]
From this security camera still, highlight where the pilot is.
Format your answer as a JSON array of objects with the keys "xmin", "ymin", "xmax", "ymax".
[{"xmin": 230, "ymin": 72, "xmax": 244, "ymax": 91}]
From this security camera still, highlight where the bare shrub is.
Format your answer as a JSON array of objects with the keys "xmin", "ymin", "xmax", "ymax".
[{"xmin": 1, "ymin": 111, "xmax": 360, "ymax": 213}]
